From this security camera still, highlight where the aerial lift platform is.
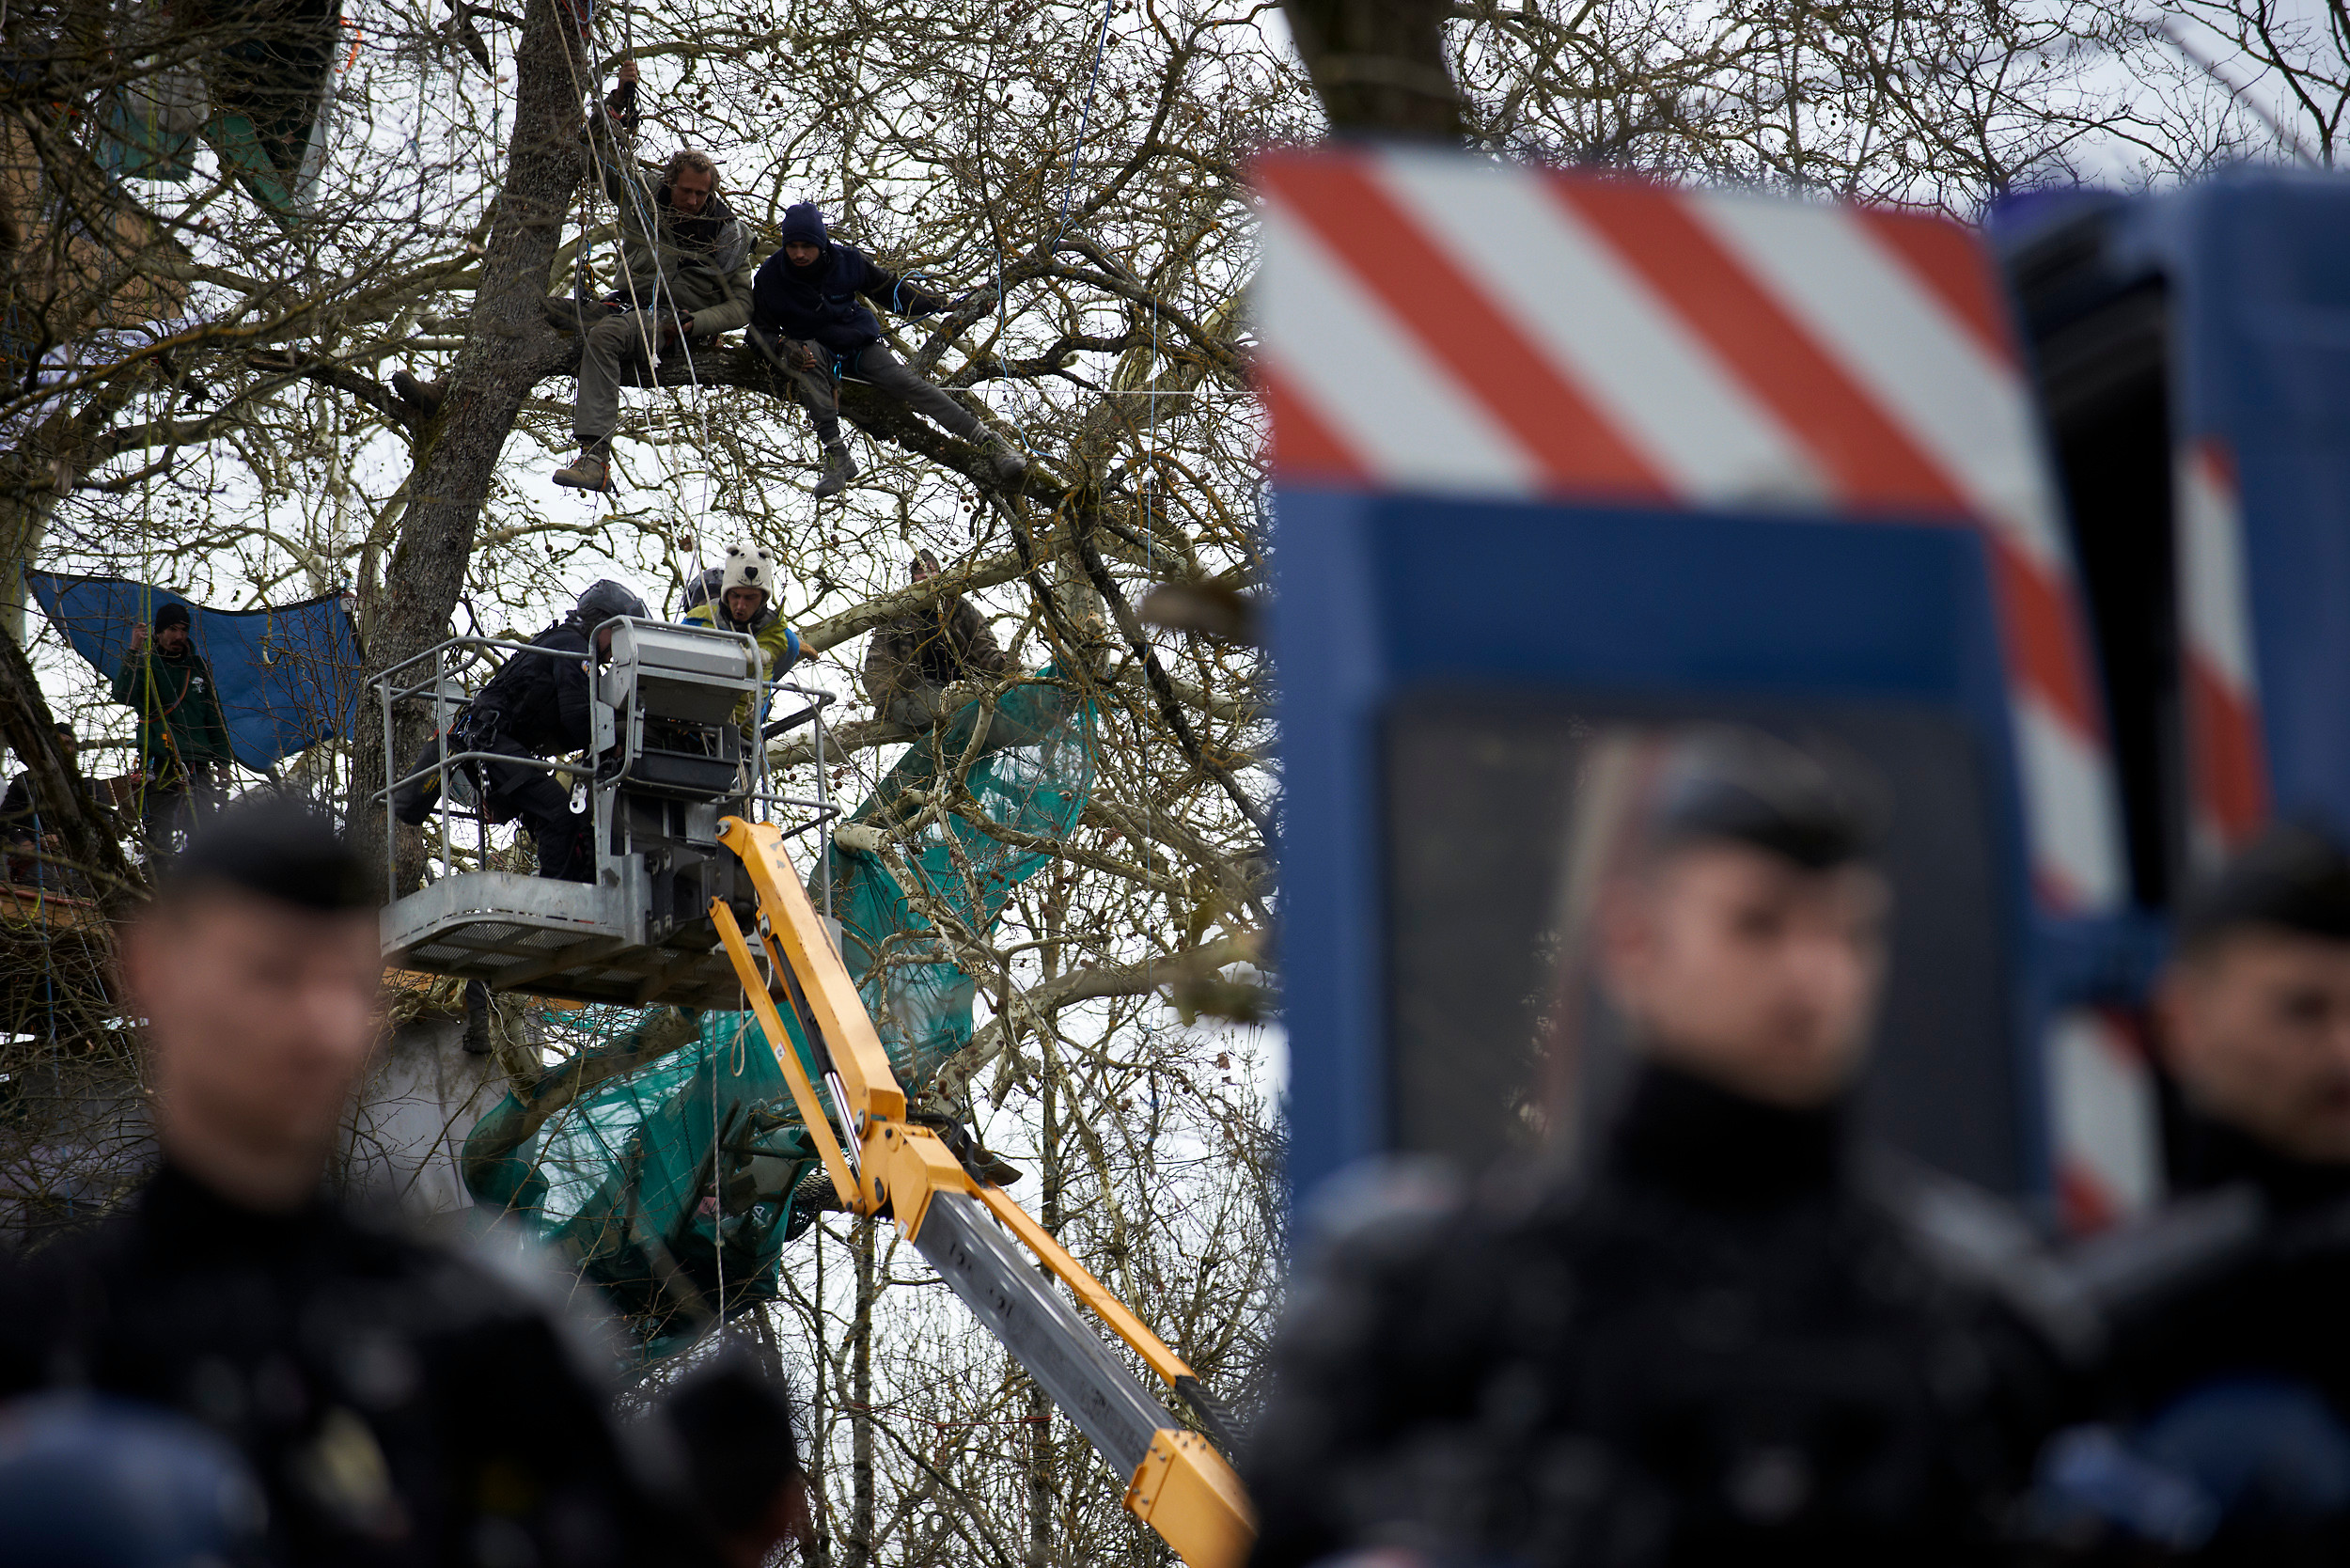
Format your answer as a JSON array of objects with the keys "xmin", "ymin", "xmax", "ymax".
[
  {"xmin": 375, "ymin": 617, "xmax": 821, "ymax": 1009},
  {"xmin": 372, "ymin": 619, "xmax": 1254, "ymax": 1568}
]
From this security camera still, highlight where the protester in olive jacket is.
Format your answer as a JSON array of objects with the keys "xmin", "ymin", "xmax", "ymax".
[
  {"xmin": 110, "ymin": 602, "xmax": 234, "ymax": 864},
  {"xmin": 541, "ymin": 63, "xmax": 756, "ymax": 494},
  {"xmin": 389, "ymin": 62, "xmax": 755, "ymax": 498},
  {"xmin": 861, "ymin": 550, "xmax": 1012, "ymax": 729},
  {"xmin": 750, "ymin": 202, "xmax": 1027, "ymax": 499}
]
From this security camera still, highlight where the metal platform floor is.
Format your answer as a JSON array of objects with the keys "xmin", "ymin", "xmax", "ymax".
[{"xmin": 382, "ymin": 871, "xmax": 747, "ymax": 1009}]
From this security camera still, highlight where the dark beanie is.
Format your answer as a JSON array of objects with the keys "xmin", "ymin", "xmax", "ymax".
[
  {"xmin": 779, "ymin": 203, "xmax": 826, "ymax": 248},
  {"xmin": 167, "ymin": 792, "xmax": 374, "ymax": 913},
  {"xmin": 153, "ymin": 602, "xmax": 191, "ymax": 633},
  {"xmin": 2178, "ymin": 819, "xmax": 2350, "ymax": 954},
  {"xmin": 1648, "ymin": 727, "xmax": 1886, "ymax": 871}
]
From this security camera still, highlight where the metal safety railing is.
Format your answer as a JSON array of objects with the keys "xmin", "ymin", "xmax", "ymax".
[{"xmin": 371, "ymin": 620, "xmax": 843, "ymax": 902}]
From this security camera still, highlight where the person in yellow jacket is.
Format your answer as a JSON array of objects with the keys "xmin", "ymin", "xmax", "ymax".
[{"xmin": 683, "ymin": 542, "xmax": 805, "ymax": 736}]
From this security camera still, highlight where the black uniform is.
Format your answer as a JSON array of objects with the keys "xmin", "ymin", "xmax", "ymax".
[
  {"xmin": 1246, "ymin": 1063, "xmax": 2063, "ymax": 1568},
  {"xmin": 0, "ymin": 1163, "xmax": 687, "ymax": 1568},
  {"xmin": 2127, "ymin": 1114, "xmax": 2350, "ymax": 1406},
  {"xmin": 2074, "ymin": 1113, "xmax": 2350, "ymax": 1562},
  {"xmin": 467, "ymin": 617, "xmax": 596, "ymax": 882}
]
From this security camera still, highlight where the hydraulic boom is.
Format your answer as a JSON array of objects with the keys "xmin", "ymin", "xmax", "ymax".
[{"xmin": 709, "ymin": 818, "xmax": 1255, "ymax": 1568}]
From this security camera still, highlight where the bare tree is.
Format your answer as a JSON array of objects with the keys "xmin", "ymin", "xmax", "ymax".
[{"xmin": 1, "ymin": 0, "xmax": 2308, "ymax": 1557}]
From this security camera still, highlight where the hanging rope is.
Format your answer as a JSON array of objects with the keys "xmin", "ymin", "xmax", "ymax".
[
  {"xmin": 1047, "ymin": 0, "xmax": 1118, "ymax": 254},
  {"xmin": 555, "ymin": 19, "xmax": 713, "ymax": 604}
]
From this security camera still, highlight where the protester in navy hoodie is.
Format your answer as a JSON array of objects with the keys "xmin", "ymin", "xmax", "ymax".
[{"xmin": 750, "ymin": 202, "xmax": 1027, "ymax": 497}]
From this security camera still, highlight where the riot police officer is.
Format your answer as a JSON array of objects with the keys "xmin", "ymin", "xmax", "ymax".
[
  {"xmin": 1245, "ymin": 729, "xmax": 2063, "ymax": 1568},
  {"xmin": 0, "ymin": 796, "xmax": 686, "ymax": 1566},
  {"xmin": 2042, "ymin": 821, "xmax": 2350, "ymax": 1560}
]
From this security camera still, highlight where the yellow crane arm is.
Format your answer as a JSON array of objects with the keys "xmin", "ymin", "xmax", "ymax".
[{"xmin": 710, "ymin": 818, "xmax": 1255, "ymax": 1568}]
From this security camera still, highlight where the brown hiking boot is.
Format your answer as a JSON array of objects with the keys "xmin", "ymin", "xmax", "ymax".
[
  {"xmin": 391, "ymin": 369, "xmax": 444, "ymax": 416},
  {"xmin": 552, "ymin": 446, "xmax": 612, "ymax": 493}
]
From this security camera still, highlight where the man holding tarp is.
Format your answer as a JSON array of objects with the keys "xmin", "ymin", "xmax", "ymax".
[{"xmin": 111, "ymin": 603, "xmax": 234, "ymax": 865}]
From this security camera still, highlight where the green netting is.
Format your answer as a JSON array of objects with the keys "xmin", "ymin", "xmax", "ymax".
[
  {"xmin": 826, "ymin": 668, "xmax": 1097, "ymax": 1096},
  {"xmin": 460, "ymin": 669, "xmax": 1094, "ymax": 1354},
  {"xmin": 462, "ymin": 1005, "xmax": 826, "ymax": 1355}
]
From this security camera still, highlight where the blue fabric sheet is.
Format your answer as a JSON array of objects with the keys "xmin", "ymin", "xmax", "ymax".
[{"xmin": 27, "ymin": 574, "xmax": 365, "ymax": 772}]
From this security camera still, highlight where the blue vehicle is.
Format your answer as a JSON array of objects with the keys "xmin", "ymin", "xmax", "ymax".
[{"xmin": 1261, "ymin": 148, "xmax": 2350, "ymax": 1231}]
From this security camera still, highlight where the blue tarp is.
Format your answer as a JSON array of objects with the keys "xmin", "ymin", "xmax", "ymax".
[{"xmin": 27, "ymin": 573, "xmax": 365, "ymax": 772}]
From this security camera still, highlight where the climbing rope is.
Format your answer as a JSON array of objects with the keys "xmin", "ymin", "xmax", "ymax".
[
  {"xmin": 552, "ymin": 17, "xmax": 713, "ymax": 605},
  {"xmin": 1049, "ymin": 0, "xmax": 1118, "ymax": 253}
]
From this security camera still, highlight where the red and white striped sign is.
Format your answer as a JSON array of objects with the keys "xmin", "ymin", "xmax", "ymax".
[
  {"xmin": 1256, "ymin": 146, "xmax": 2125, "ymax": 915},
  {"xmin": 2177, "ymin": 436, "xmax": 2270, "ymax": 865},
  {"xmin": 2047, "ymin": 1006, "xmax": 2162, "ymax": 1231},
  {"xmin": 1256, "ymin": 146, "xmax": 2150, "ymax": 1222}
]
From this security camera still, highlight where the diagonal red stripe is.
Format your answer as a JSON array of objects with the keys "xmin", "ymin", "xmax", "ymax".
[
  {"xmin": 2194, "ymin": 435, "xmax": 2237, "ymax": 492},
  {"xmin": 1256, "ymin": 362, "xmax": 1369, "ymax": 484},
  {"xmin": 2060, "ymin": 1160, "xmax": 2121, "ymax": 1234},
  {"xmin": 1854, "ymin": 210, "xmax": 2019, "ymax": 369},
  {"xmin": 1256, "ymin": 157, "xmax": 1668, "ymax": 501},
  {"xmin": 2186, "ymin": 652, "xmax": 2270, "ymax": 841},
  {"xmin": 1554, "ymin": 177, "xmax": 1968, "ymax": 518},
  {"xmin": 1988, "ymin": 537, "xmax": 2105, "ymax": 739}
]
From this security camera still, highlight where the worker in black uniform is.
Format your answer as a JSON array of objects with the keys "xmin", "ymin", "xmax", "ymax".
[
  {"xmin": 0, "ymin": 795, "xmax": 686, "ymax": 1567},
  {"xmin": 1245, "ymin": 729, "xmax": 2065, "ymax": 1568},
  {"xmin": 456, "ymin": 578, "xmax": 646, "ymax": 883},
  {"xmin": 2037, "ymin": 821, "xmax": 2350, "ymax": 1560}
]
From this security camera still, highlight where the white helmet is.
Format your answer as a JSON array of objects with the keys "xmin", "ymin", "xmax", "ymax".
[{"xmin": 721, "ymin": 541, "xmax": 777, "ymax": 602}]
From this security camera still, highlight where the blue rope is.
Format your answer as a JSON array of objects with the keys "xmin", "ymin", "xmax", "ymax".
[
  {"xmin": 1048, "ymin": 0, "xmax": 1118, "ymax": 254},
  {"xmin": 973, "ymin": 0, "xmax": 1115, "ymax": 352}
]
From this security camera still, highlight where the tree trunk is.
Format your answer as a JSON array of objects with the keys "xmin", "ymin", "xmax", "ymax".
[
  {"xmin": 1281, "ymin": 0, "xmax": 1463, "ymax": 139},
  {"xmin": 0, "ymin": 377, "xmax": 145, "ymax": 647},
  {"xmin": 847, "ymin": 1213, "xmax": 877, "ymax": 1568},
  {"xmin": 346, "ymin": 0, "xmax": 590, "ymax": 883},
  {"xmin": 0, "ymin": 619, "xmax": 143, "ymax": 912},
  {"xmin": 1025, "ymin": 1059, "xmax": 1063, "ymax": 1568}
]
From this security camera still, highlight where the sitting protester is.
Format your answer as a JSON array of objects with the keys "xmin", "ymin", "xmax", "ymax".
[
  {"xmin": 750, "ymin": 203, "xmax": 1026, "ymax": 498},
  {"xmin": 2, "ymin": 722, "xmax": 116, "ymax": 889},
  {"xmin": 396, "ymin": 580, "xmax": 648, "ymax": 882},
  {"xmin": 861, "ymin": 549, "xmax": 1011, "ymax": 730},
  {"xmin": 393, "ymin": 63, "xmax": 755, "ymax": 498}
]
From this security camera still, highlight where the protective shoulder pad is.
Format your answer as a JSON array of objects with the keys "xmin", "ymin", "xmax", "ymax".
[
  {"xmin": 1292, "ymin": 1154, "xmax": 1473, "ymax": 1277},
  {"xmin": 1860, "ymin": 1147, "xmax": 2106, "ymax": 1365},
  {"xmin": 2057, "ymin": 1183, "xmax": 2266, "ymax": 1330}
]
